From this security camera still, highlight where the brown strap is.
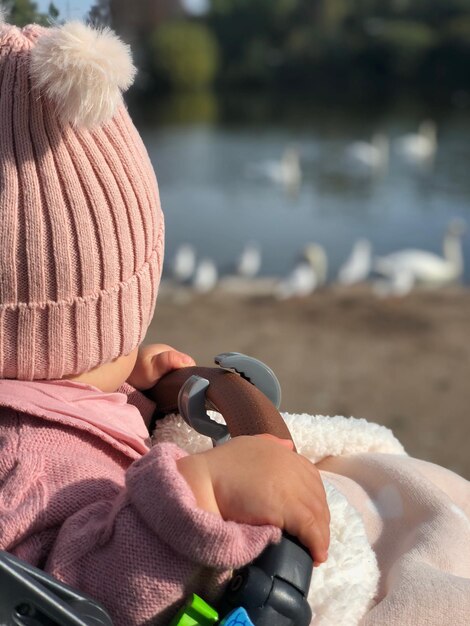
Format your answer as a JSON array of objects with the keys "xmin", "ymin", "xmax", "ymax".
[{"xmin": 150, "ymin": 366, "xmax": 293, "ymax": 443}]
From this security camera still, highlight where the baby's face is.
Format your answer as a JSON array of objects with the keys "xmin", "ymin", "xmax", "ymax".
[{"xmin": 67, "ymin": 347, "xmax": 139, "ymax": 393}]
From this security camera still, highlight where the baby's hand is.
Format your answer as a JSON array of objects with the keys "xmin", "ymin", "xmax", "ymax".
[
  {"xmin": 127, "ymin": 344, "xmax": 195, "ymax": 390},
  {"xmin": 177, "ymin": 435, "xmax": 330, "ymax": 564}
]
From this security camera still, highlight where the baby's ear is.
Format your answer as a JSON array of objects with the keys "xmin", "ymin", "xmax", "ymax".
[{"xmin": 30, "ymin": 21, "xmax": 136, "ymax": 128}]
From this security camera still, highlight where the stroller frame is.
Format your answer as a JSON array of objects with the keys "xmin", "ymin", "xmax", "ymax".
[{"xmin": 0, "ymin": 550, "xmax": 112, "ymax": 626}]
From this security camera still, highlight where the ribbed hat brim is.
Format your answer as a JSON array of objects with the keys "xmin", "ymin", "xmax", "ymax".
[{"xmin": 0, "ymin": 247, "xmax": 162, "ymax": 380}]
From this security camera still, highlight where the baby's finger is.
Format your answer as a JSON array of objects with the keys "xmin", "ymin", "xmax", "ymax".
[
  {"xmin": 287, "ymin": 469, "xmax": 330, "ymax": 558},
  {"xmin": 298, "ymin": 471, "xmax": 330, "ymax": 549},
  {"xmin": 286, "ymin": 502, "xmax": 329, "ymax": 565},
  {"xmin": 297, "ymin": 491, "xmax": 330, "ymax": 558},
  {"xmin": 129, "ymin": 348, "xmax": 195, "ymax": 390},
  {"xmin": 152, "ymin": 350, "xmax": 195, "ymax": 376}
]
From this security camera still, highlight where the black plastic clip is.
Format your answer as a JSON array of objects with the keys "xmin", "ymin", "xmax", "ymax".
[{"xmin": 218, "ymin": 534, "xmax": 313, "ymax": 626}]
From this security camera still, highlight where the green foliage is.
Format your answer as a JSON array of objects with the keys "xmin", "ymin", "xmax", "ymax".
[
  {"xmin": 375, "ymin": 20, "xmax": 438, "ymax": 77},
  {"xmin": 322, "ymin": 0, "xmax": 351, "ymax": 32},
  {"xmin": 4, "ymin": 0, "xmax": 60, "ymax": 26},
  {"xmin": 444, "ymin": 15, "xmax": 470, "ymax": 43},
  {"xmin": 149, "ymin": 20, "xmax": 219, "ymax": 91},
  {"xmin": 203, "ymin": 0, "xmax": 470, "ymax": 93},
  {"xmin": 5, "ymin": 0, "xmax": 43, "ymax": 25},
  {"xmin": 207, "ymin": 0, "xmax": 296, "ymax": 86}
]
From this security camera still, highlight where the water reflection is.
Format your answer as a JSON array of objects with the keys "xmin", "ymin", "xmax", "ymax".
[
  {"xmin": 132, "ymin": 91, "xmax": 219, "ymax": 126},
  {"xmin": 133, "ymin": 93, "xmax": 470, "ymax": 283}
]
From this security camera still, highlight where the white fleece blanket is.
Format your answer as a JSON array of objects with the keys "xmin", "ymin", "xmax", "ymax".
[{"xmin": 154, "ymin": 412, "xmax": 470, "ymax": 626}]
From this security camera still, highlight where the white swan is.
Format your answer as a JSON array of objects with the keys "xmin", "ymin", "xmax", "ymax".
[
  {"xmin": 396, "ymin": 120, "xmax": 437, "ymax": 163},
  {"xmin": 236, "ymin": 241, "xmax": 262, "ymax": 278},
  {"xmin": 275, "ymin": 243, "xmax": 328, "ymax": 299},
  {"xmin": 337, "ymin": 239, "xmax": 372, "ymax": 285},
  {"xmin": 373, "ymin": 268, "xmax": 415, "ymax": 298},
  {"xmin": 192, "ymin": 258, "xmax": 218, "ymax": 293},
  {"xmin": 345, "ymin": 133, "xmax": 389, "ymax": 173},
  {"xmin": 302, "ymin": 243, "xmax": 328, "ymax": 286},
  {"xmin": 170, "ymin": 244, "xmax": 196, "ymax": 283},
  {"xmin": 248, "ymin": 147, "xmax": 302, "ymax": 192},
  {"xmin": 275, "ymin": 262, "xmax": 319, "ymax": 300},
  {"xmin": 373, "ymin": 219, "xmax": 466, "ymax": 288}
]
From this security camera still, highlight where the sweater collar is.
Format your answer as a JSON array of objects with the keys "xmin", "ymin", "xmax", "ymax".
[{"xmin": 0, "ymin": 379, "xmax": 151, "ymax": 456}]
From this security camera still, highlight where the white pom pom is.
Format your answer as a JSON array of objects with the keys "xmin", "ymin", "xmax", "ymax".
[{"xmin": 30, "ymin": 22, "xmax": 136, "ymax": 128}]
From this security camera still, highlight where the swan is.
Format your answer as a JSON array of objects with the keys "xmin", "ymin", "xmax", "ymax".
[
  {"xmin": 275, "ymin": 262, "xmax": 318, "ymax": 300},
  {"xmin": 236, "ymin": 241, "xmax": 262, "ymax": 278},
  {"xmin": 345, "ymin": 133, "xmax": 389, "ymax": 173},
  {"xmin": 248, "ymin": 147, "xmax": 302, "ymax": 192},
  {"xmin": 302, "ymin": 243, "xmax": 328, "ymax": 286},
  {"xmin": 170, "ymin": 244, "xmax": 196, "ymax": 283},
  {"xmin": 275, "ymin": 243, "xmax": 328, "ymax": 299},
  {"xmin": 218, "ymin": 242, "xmax": 263, "ymax": 294},
  {"xmin": 373, "ymin": 268, "xmax": 415, "ymax": 298},
  {"xmin": 396, "ymin": 120, "xmax": 437, "ymax": 163},
  {"xmin": 337, "ymin": 239, "xmax": 372, "ymax": 285},
  {"xmin": 192, "ymin": 258, "xmax": 218, "ymax": 294},
  {"xmin": 373, "ymin": 219, "xmax": 466, "ymax": 287}
]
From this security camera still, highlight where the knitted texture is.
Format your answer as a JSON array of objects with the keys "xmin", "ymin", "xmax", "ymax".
[
  {"xmin": 0, "ymin": 21, "xmax": 163, "ymax": 379},
  {"xmin": 0, "ymin": 380, "xmax": 280, "ymax": 626}
]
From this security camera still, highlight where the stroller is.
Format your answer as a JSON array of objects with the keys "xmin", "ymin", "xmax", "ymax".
[
  {"xmin": 0, "ymin": 354, "xmax": 313, "ymax": 626},
  {"xmin": 3, "ymin": 353, "xmax": 469, "ymax": 625}
]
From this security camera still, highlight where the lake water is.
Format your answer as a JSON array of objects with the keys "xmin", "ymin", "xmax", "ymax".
[{"xmin": 135, "ymin": 94, "xmax": 470, "ymax": 283}]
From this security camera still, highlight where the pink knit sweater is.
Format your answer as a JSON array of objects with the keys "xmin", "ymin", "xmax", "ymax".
[{"xmin": 0, "ymin": 379, "xmax": 280, "ymax": 625}]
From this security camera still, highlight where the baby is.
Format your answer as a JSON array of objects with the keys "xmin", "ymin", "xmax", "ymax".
[{"xmin": 0, "ymin": 16, "xmax": 328, "ymax": 626}]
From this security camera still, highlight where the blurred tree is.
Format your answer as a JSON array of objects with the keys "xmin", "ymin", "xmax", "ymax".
[
  {"xmin": 149, "ymin": 20, "xmax": 219, "ymax": 91},
  {"xmin": 48, "ymin": 2, "xmax": 59, "ymax": 20},
  {"xmin": 102, "ymin": 0, "xmax": 470, "ymax": 97},
  {"xmin": 110, "ymin": 0, "xmax": 185, "ymax": 42},
  {"xmin": 421, "ymin": 14, "xmax": 470, "ymax": 91},
  {"xmin": 87, "ymin": 0, "xmax": 111, "ymax": 26},
  {"xmin": 205, "ymin": 0, "xmax": 470, "ymax": 94},
  {"xmin": 322, "ymin": 0, "xmax": 351, "ymax": 33},
  {"xmin": 208, "ymin": 0, "xmax": 299, "ymax": 86},
  {"xmin": 3, "ymin": 0, "xmax": 49, "ymax": 25},
  {"xmin": 375, "ymin": 20, "xmax": 437, "ymax": 78}
]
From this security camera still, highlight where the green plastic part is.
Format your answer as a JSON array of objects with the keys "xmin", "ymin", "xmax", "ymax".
[{"xmin": 169, "ymin": 593, "xmax": 219, "ymax": 626}]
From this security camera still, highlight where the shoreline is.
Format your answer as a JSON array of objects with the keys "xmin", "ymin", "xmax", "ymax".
[{"xmin": 149, "ymin": 283, "xmax": 470, "ymax": 479}]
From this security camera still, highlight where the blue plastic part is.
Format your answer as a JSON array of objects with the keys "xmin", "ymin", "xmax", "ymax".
[{"xmin": 219, "ymin": 607, "xmax": 255, "ymax": 626}]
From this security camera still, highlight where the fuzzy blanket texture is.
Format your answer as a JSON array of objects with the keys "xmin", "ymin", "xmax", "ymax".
[{"xmin": 154, "ymin": 411, "xmax": 470, "ymax": 626}]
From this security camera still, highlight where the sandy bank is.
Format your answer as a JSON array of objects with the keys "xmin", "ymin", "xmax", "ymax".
[{"xmin": 147, "ymin": 283, "xmax": 470, "ymax": 479}]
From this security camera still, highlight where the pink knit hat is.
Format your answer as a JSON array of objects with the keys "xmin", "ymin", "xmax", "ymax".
[{"xmin": 0, "ymin": 16, "xmax": 164, "ymax": 380}]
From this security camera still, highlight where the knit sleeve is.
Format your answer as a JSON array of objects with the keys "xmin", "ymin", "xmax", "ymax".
[
  {"xmin": 46, "ymin": 442, "xmax": 280, "ymax": 626},
  {"xmin": 126, "ymin": 442, "xmax": 282, "ymax": 567}
]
